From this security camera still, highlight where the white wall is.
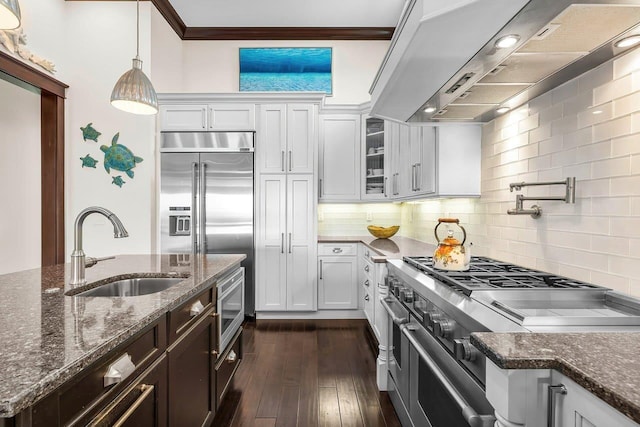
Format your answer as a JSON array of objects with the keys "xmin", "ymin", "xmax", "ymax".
[
  {"xmin": 399, "ymin": 47, "xmax": 640, "ymax": 297},
  {"xmin": 12, "ymin": 0, "xmax": 157, "ymax": 258},
  {"xmin": 149, "ymin": 14, "xmax": 389, "ymax": 105},
  {"xmin": 0, "ymin": 78, "xmax": 41, "ymax": 274}
]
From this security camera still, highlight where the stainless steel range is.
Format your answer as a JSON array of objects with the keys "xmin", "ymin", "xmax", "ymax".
[{"xmin": 383, "ymin": 256, "xmax": 640, "ymax": 427}]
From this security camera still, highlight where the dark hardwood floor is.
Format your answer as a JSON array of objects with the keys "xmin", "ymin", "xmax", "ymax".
[{"xmin": 214, "ymin": 320, "xmax": 402, "ymax": 427}]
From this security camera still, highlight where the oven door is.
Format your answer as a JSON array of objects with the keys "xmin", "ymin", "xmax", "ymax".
[
  {"xmin": 403, "ymin": 323, "xmax": 495, "ymax": 427},
  {"xmin": 381, "ymin": 296, "xmax": 411, "ymax": 424},
  {"xmin": 217, "ymin": 268, "xmax": 244, "ymax": 352}
]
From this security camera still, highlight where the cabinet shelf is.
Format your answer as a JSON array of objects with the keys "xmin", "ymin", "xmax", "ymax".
[
  {"xmin": 366, "ymin": 174, "xmax": 385, "ymax": 179},
  {"xmin": 366, "ymin": 131, "xmax": 385, "ymax": 137},
  {"xmin": 366, "ymin": 152, "xmax": 384, "ymax": 157}
]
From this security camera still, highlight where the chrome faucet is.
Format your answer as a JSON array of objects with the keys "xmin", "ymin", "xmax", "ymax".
[{"xmin": 70, "ymin": 207, "xmax": 129, "ymax": 286}]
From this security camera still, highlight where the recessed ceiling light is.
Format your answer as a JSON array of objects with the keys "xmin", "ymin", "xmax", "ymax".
[
  {"xmin": 495, "ymin": 35, "xmax": 520, "ymax": 49},
  {"xmin": 615, "ymin": 35, "xmax": 640, "ymax": 48},
  {"xmin": 496, "ymin": 107, "xmax": 510, "ymax": 114},
  {"xmin": 423, "ymin": 106, "xmax": 436, "ymax": 113}
]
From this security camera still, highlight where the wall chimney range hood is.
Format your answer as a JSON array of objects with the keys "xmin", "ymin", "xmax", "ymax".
[{"xmin": 370, "ymin": 0, "xmax": 640, "ymax": 123}]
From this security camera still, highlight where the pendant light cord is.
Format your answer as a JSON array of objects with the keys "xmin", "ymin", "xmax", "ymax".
[{"xmin": 136, "ymin": 0, "xmax": 140, "ymax": 60}]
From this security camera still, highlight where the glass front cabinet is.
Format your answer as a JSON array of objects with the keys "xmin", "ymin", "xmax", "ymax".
[{"xmin": 361, "ymin": 116, "xmax": 389, "ymax": 200}]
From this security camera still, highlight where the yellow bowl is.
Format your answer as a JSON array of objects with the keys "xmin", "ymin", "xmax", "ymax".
[{"xmin": 367, "ymin": 225, "xmax": 400, "ymax": 239}]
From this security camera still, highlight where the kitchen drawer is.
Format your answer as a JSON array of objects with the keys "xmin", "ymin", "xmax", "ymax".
[
  {"xmin": 168, "ymin": 286, "xmax": 214, "ymax": 344},
  {"xmin": 32, "ymin": 316, "xmax": 167, "ymax": 427},
  {"xmin": 360, "ymin": 244, "xmax": 374, "ymax": 260},
  {"xmin": 215, "ymin": 327, "xmax": 243, "ymax": 407},
  {"xmin": 361, "ymin": 256, "xmax": 374, "ymax": 277},
  {"xmin": 318, "ymin": 243, "xmax": 358, "ymax": 256},
  {"xmin": 363, "ymin": 285, "xmax": 374, "ymax": 324}
]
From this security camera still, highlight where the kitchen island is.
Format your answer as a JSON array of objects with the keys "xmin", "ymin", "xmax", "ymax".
[
  {"xmin": 0, "ymin": 253, "xmax": 244, "ymax": 422},
  {"xmin": 472, "ymin": 332, "xmax": 640, "ymax": 426}
]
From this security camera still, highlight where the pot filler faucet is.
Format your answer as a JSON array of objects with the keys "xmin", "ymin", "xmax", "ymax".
[
  {"xmin": 507, "ymin": 177, "xmax": 576, "ymax": 219},
  {"xmin": 70, "ymin": 206, "xmax": 129, "ymax": 286}
]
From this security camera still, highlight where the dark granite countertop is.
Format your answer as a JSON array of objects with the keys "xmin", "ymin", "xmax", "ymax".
[
  {"xmin": 471, "ymin": 332, "xmax": 640, "ymax": 424},
  {"xmin": 0, "ymin": 253, "xmax": 244, "ymax": 418},
  {"xmin": 318, "ymin": 235, "xmax": 436, "ymax": 262}
]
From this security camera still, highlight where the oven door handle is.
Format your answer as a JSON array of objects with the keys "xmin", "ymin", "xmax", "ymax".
[
  {"xmin": 381, "ymin": 297, "xmax": 409, "ymax": 325},
  {"xmin": 402, "ymin": 327, "xmax": 496, "ymax": 427}
]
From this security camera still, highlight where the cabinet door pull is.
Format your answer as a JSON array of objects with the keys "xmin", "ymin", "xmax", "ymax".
[
  {"xmin": 319, "ymin": 178, "xmax": 323, "ymax": 197},
  {"xmin": 365, "ymin": 294, "xmax": 370, "ymax": 301},
  {"xmin": 364, "ymin": 279, "xmax": 370, "ymax": 287},
  {"xmin": 289, "ymin": 150, "xmax": 292, "ymax": 171},
  {"xmin": 332, "ymin": 248, "xmax": 343, "ymax": 254},
  {"xmin": 281, "ymin": 233, "xmax": 284, "ymax": 254},
  {"xmin": 281, "ymin": 150, "xmax": 285, "ymax": 172},
  {"xmin": 416, "ymin": 163, "xmax": 421, "ymax": 191},
  {"xmin": 319, "ymin": 260, "xmax": 323, "ymax": 279},
  {"xmin": 547, "ymin": 384, "xmax": 567, "ymax": 427},
  {"xmin": 90, "ymin": 384, "xmax": 154, "ymax": 427},
  {"xmin": 103, "ymin": 353, "xmax": 136, "ymax": 387},
  {"xmin": 201, "ymin": 107, "xmax": 206, "ymax": 129},
  {"xmin": 190, "ymin": 300, "xmax": 205, "ymax": 317},
  {"xmin": 227, "ymin": 349, "xmax": 237, "ymax": 364},
  {"xmin": 384, "ymin": 176, "xmax": 388, "ymax": 197},
  {"xmin": 289, "ymin": 232, "xmax": 292, "ymax": 254},
  {"xmin": 364, "ymin": 265, "xmax": 370, "ymax": 272}
]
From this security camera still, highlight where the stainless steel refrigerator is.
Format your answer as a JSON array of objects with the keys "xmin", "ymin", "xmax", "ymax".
[{"xmin": 160, "ymin": 132, "xmax": 255, "ymax": 315}]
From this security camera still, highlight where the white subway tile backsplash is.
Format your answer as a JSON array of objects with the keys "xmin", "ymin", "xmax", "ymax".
[
  {"xmin": 539, "ymin": 103, "xmax": 564, "ymax": 125},
  {"xmin": 593, "ymin": 74, "xmax": 632, "ymax": 105},
  {"xmin": 631, "ymin": 155, "xmax": 640, "ymax": 175},
  {"xmin": 577, "ymin": 103, "xmax": 612, "ymax": 129},
  {"xmin": 530, "ymin": 123, "xmax": 552, "ymax": 143},
  {"xmin": 581, "ymin": 60, "xmax": 613, "ymax": 91},
  {"xmin": 613, "ymin": 49, "xmax": 640, "ymax": 79},
  {"xmin": 518, "ymin": 113, "xmax": 539, "ymax": 134},
  {"xmin": 551, "ymin": 149, "xmax": 577, "ymax": 168},
  {"xmin": 563, "ymin": 91, "xmax": 594, "ymax": 118},
  {"xmin": 613, "ymin": 91, "xmax": 640, "ymax": 117},
  {"xmin": 578, "ymin": 179, "xmax": 610, "ymax": 197},
  {"xmin": 593, "ymin": 116, "xmax": 632, "ymax": 142},
  {"xmin": 518, "ymin": 144, "xmax": 539, "ymax": 160},
  {"xmin": 590, "ymin": 197, "xmax": 630, "ymax": 216},
  {"xmin": 590, "ymin": 271, "xmax": 629, "ymax": 294},
  {"xmin": 563, "ymin": 127, "xmax": 592, "ymax": 150},
  {"xmin": 610, "ymin": 217, "xmax": 640, "ymax": 238},
  {"xmin": 611, "ymin": 133, "xmax": 640, "ymax": 156},
  {"xmin": 538, "ymin": 135, "xmax": 564, "ymax": 155},
  {"xmin": 592, "ymin": 157, "xmax": 630, "ymax": 179},
  {"xmin": 551, "ymin": 116, "xmax": 578, "ymax": 136},
  {"xmin": 552, "ymin": 79, "xmax": 579, "ymax": 105},
  {"xmin": 576, "ymin": 141, "xmax": 611, "ymax": 164},
  {"xmin": 610, "ymin": 176, "xmax": 640, "ymax": 196},
  {"xmin": 591, "ymin": 235, "xmax": 630, "ymax": 257}
]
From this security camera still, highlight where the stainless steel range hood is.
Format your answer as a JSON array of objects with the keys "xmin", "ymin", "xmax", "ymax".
[{"xmin": 370, "ymin": 0, "xmax": 640, "ymax": 123}]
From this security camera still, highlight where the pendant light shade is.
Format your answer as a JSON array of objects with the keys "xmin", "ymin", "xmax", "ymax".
[
  {"xmin": 0, "ymin": 0, "xmax": 21, "ymax": 29},
  {"xmin": 110, "ymin": 0, "xmax": 158, "ymax": 115},
  {"xmin": 111, "ymin": 58, "xmax": 158, "ymax": 115}
]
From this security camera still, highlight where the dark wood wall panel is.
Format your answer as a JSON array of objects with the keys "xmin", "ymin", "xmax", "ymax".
[
  {"xmin": 0, "ymin": 51, "xmax": 67, "ymax": 98},
  {"xmin": 182, "ymin": 27, "xmax": 395, "ymax": 41}
]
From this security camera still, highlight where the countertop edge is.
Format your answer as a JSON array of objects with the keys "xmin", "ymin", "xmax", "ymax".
[
  {"xmin": 318, "ymin": 235, "xmax": 435, "ymax": 262},
  {"xmin": 470, "ymin": 333, "xmax": 640, "ymax": 425},
  {"xmin": 0, "ymin": 255, "xmax": 245, "ymax": 418}
]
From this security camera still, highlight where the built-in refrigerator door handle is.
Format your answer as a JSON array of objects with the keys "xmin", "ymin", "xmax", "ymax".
[
  {"xmin": 416, "ymin": 162, "xmax": 421, "ymax": 191},
  {"xmin": 281, "ymin": 151, "xmax": 285, "ymax": 172},
  {"xmin": 288, "ymin": 150, "xmax": 292, "ymax": 172},
  {"xmin": 191, "ymin": 162, "xmax": 198, "ymax": 253},
  {"xmin": 199, "ymin": 162, "xmax": 207, "ymax": 254},
  {"xmin": 319, "ymin": 179, "xmax": 323, "ymax": 197},
  {"xmin": 288, "ymin": 232, "xmax": 292, "ymax": 253}
]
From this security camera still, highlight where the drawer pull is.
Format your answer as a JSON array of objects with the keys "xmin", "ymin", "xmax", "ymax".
[
  {"xmin": 227, "ymin": 349, "xmax": 237, "ymax": 364},
  {"xmin": 104, "ymin": 353, "xmax": 136, "ymax": 387},
  {"xmin": 332, "ymin": 248, "xmax": 343, "ymax": 254},
  {"xmin": 364, "ymin": 265, "xmax": 370, "ymax": 272},
  {"xmin": 89, "ymin": 384, "xmax": 154, "ymax": 427},
  {"xmin": 365, "ymin": 250, "xmax": 370, "ymax": 257},
  {"xmin": 365, "ymin": 294, "xmax": 370, "ymax": 301},
  {"xmin": 364, "ymin": 279, "xmax": 370, "ymax": 287},
  {"xmin": 190, "ymin": 300, "xmax": 204, "ymax": 317}
]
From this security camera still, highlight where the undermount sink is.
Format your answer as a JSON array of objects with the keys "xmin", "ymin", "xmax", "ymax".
[{"xmin": 74, "ymin": 277, "xmax": 185, "ymax": 297}]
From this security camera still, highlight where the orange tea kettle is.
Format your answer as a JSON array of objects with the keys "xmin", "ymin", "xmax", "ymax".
[{"xmin": 433, "ymin": 218, "xmax": 470, "ymax": 271}]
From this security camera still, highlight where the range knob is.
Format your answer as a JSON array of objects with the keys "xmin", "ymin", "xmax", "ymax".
[
  {"xmin": 453, "ymin": 338, "xmax": 479, "ymax": 361},
  {"xmin": 426, "ymin": 311, "xmax": 443, "ymax": 328},
  {"xmin": 402, "ymin": 289, "xmax": 414, "ymax": 303},
  {"xmin": 433, "ymin": 319, "xmax": 456, "ymax": 338}
]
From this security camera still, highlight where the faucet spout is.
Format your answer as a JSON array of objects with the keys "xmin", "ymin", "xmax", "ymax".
[{"xmin": 70, "ymin": 207, "xmax": 129, "ymax": 286}]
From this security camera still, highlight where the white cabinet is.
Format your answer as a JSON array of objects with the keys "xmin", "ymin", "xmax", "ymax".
[
  {"xmin": 257, "ymin": 104, "xmax": 315, "ymax": 175},
  {"xmin": 318, "ymin": 243, "xmax": 358, "ymax": 309},
  {"xmin": 159, "ymin": 103, "xmax": 255, "ymax": 131},
  {"xmin": 159, "ymin": 105, "xmax": 207, "ymax": 131},
  {"xmin": 256, "ymin": 175, "xmax": 316, "ymax": 311},
  {"xmin": 550, "ymin": 372, "xmax": 638, "ymax": 427},
  {"xmin": 318, "ymin": 114, "xmax": 361, "ymax": 201},
  {"xmin": 208, "ymin": 103, "xmax": 255, "ymax": 130},
  {"xmin": 362, "ymin": 117, "xmax": 389, "ymax": 200}
]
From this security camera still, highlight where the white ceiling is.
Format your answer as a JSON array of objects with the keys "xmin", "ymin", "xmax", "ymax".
[{"xmin": 168, "ymin": 0, "xmax": 406, "ymax": 28}]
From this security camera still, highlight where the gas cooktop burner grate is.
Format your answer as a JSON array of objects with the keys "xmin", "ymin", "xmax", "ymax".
[{"xmin": 403, "ymin": 256, "xmax": 601, "ymax": 295}]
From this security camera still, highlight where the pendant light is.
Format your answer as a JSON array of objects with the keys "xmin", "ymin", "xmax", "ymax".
[
  {"xmin": 0, "ymin": 0, "xmax": 21, "ymax": 29},
  {"xmin": 110, "ymin": 0, "xmax": 158, "ymax": 115}
]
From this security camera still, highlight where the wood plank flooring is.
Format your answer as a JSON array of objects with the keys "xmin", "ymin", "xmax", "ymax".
[{"xmin": 213, "ymin": 320, "xmax": 401, "ymax": 427}]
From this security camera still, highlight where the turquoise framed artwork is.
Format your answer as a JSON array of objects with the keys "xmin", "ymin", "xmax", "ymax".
[{"xmin": 239, "ymin": 47, "xmax": 332, "ymax": 94}]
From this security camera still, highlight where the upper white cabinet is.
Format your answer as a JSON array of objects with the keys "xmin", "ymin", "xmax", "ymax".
[
  {"xmin": 319, "ymin": 113, "xmax": 361, "ymax": 201},
  {"xmin": 257, "ymin": 104, "xmax": 315, "ymax": 175},
  {"xmin": 160, "ymin": 105, "xmax": 207, "ymax": 131},
  {"xmin": 159, "ymin": 104, "xmax": 255, "ymax": 131},
  {"xmin": 208, "ymin": 103, "xmax": 255, "ymax": 131}
]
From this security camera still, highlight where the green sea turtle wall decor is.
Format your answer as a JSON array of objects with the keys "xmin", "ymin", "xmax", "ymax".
[
  {"xmin": 80, "ymin": 123, "xmax": 101, "ymax": 142},
  {"xmin": 80, "ymin": 154, "xmax": 98, "ymax": 168},
  {"xmin": 112, "ymin": 176, "xmax": 125, "ymax": 187},
  {"xmin": 101, "ymin": 133, "xmax": 143, "ymax": 179}
]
